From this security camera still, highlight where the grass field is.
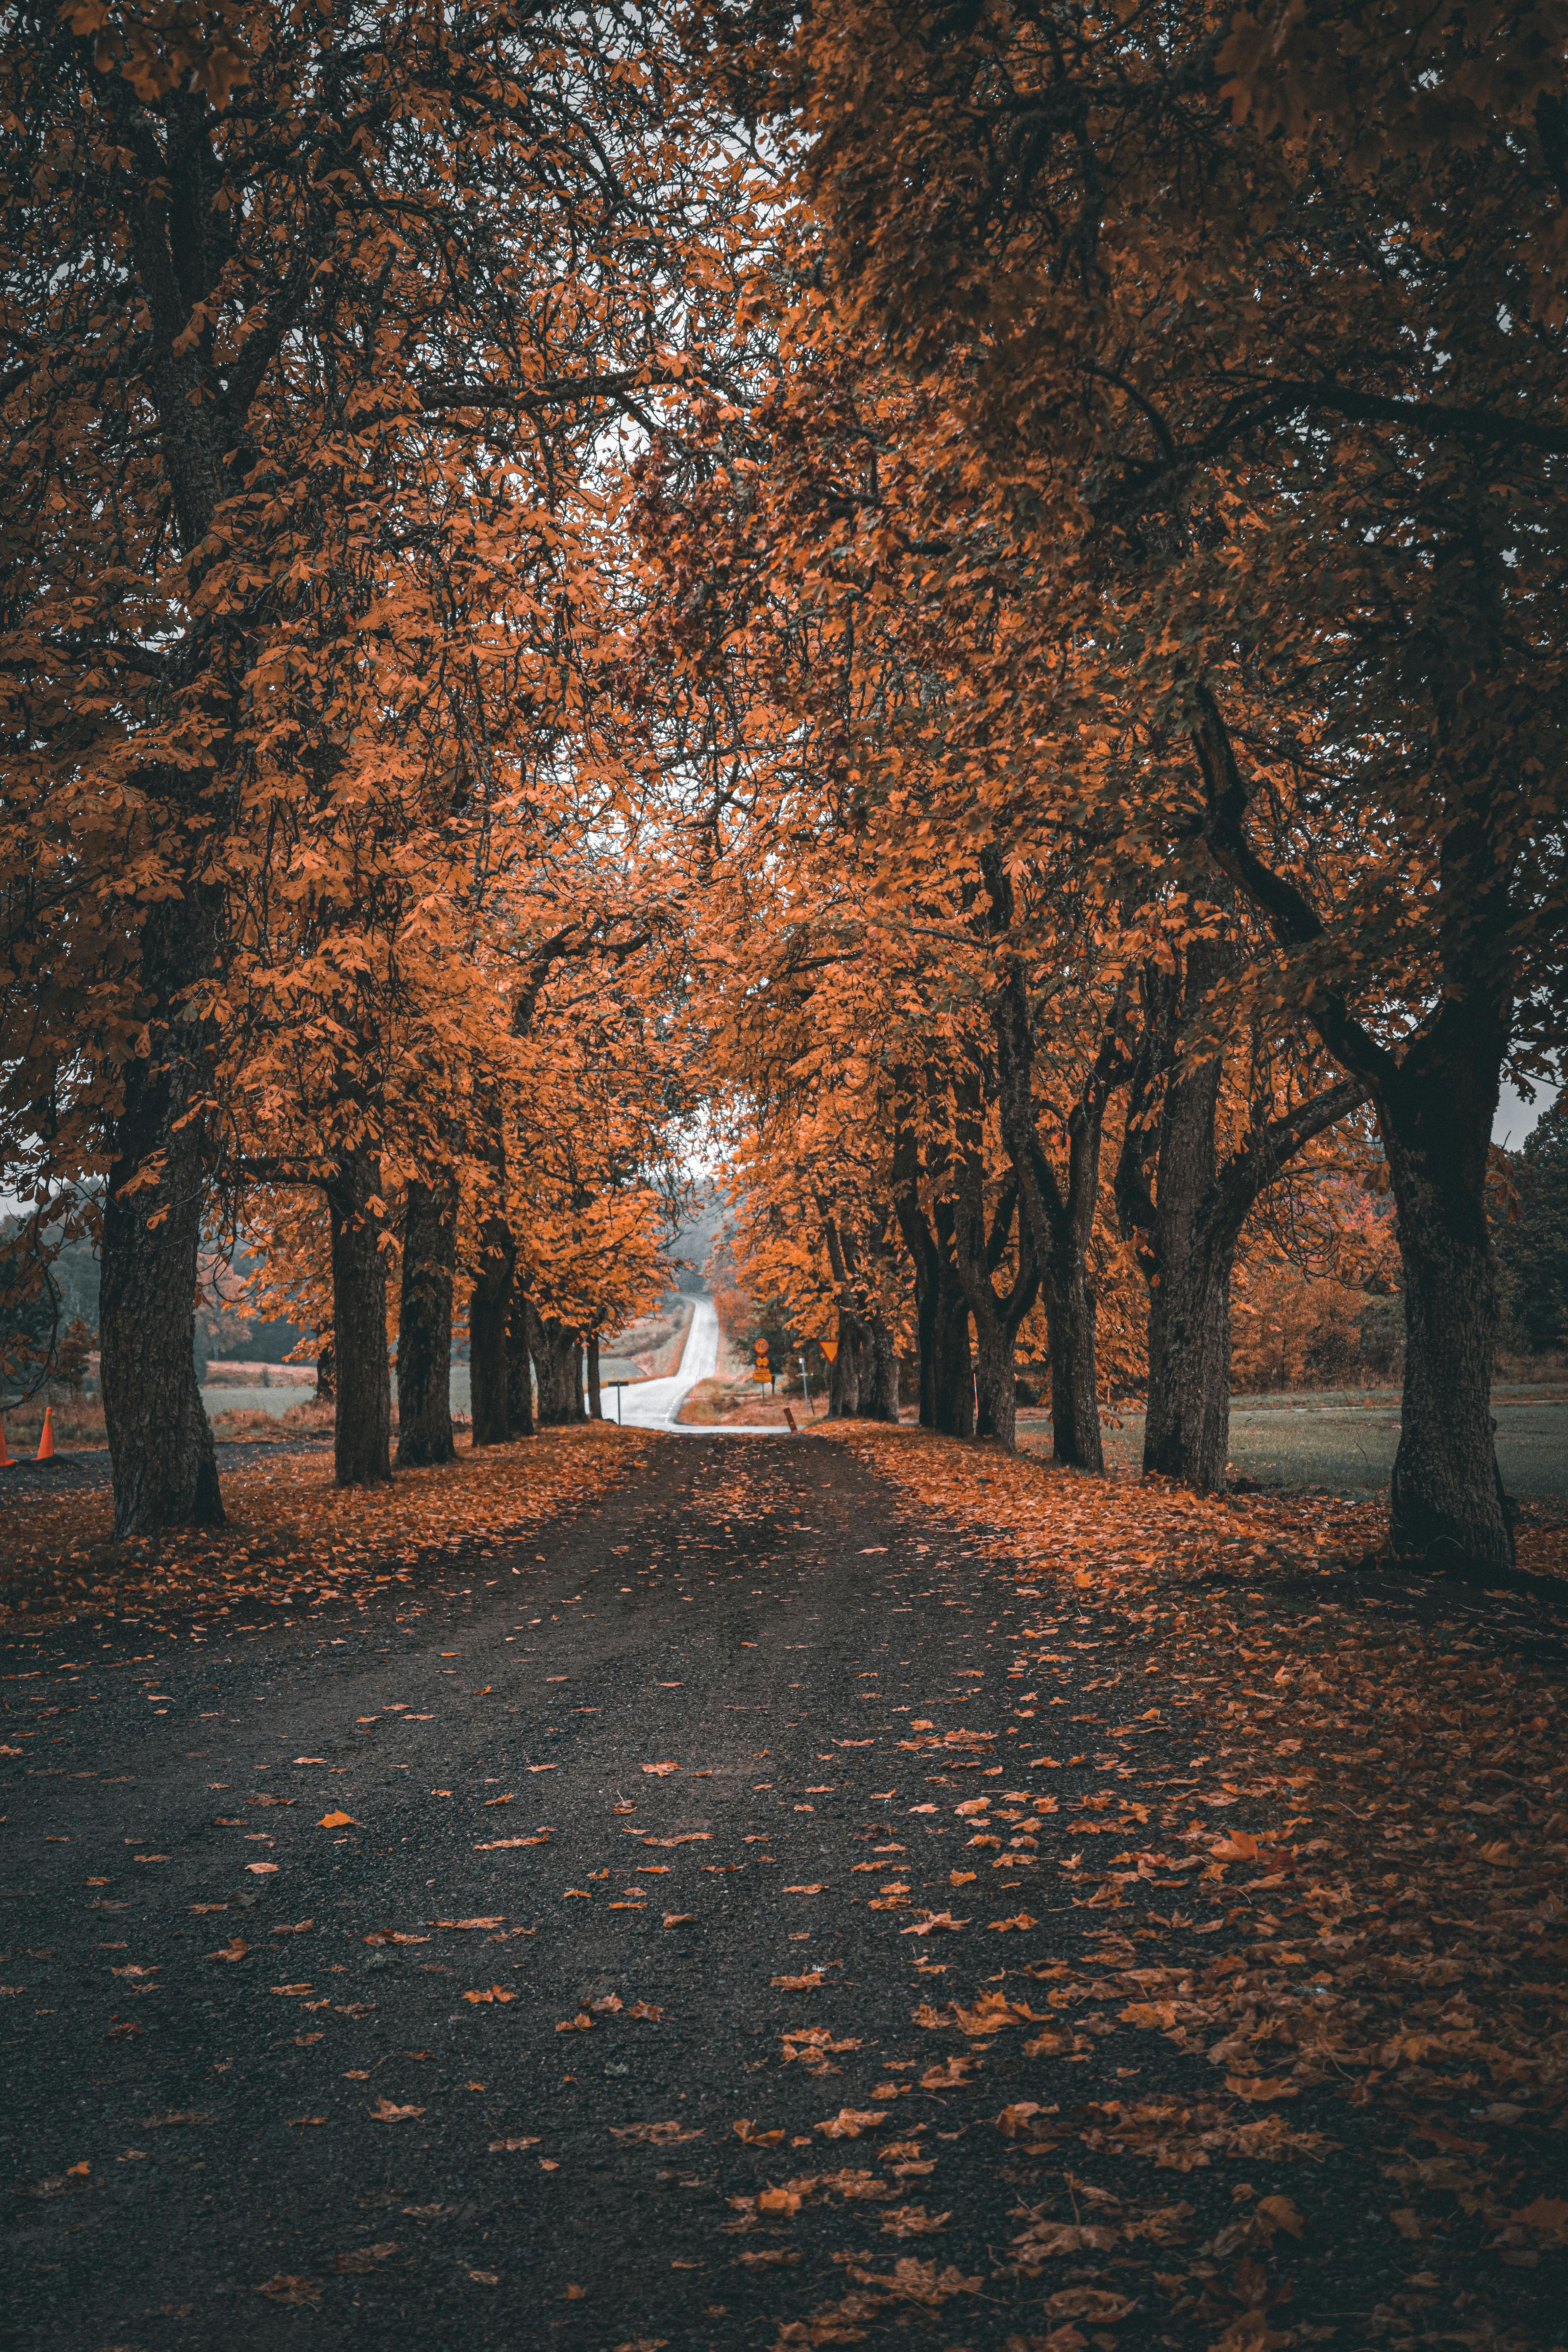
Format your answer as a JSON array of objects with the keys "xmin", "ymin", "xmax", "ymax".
[{"xmin": 1019, "ymin": 1379, "xmax": 1568, "ymax": 1497}]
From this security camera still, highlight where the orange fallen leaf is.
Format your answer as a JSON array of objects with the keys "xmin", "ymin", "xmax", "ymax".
[
  {"xmin": 642, "ymin": 1763, "xmax": 679, "ymax": 1777},
  {"xmin": 369, "ymin": 2099, "xmax": 424, "ymax": 2122},
  {"xmin": 317, "ymin": 1811, "xmax": 358, "ymax": 1829},
  {"xmin": 815, "ymin": 2109, "xmax": 888, "ymax": 2139}
]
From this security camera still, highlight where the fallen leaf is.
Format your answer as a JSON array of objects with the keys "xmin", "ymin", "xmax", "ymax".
[
  {"xmin": 255, "ymin": 2276, "xmax": 320, "ymax": 2306},
  {"xmin": 317, "ymin": 1811, "xmax": 358, "ymax": 1828},
  {"xmin": 369, "ymin": 2099, "xmax": 425, "ymax": 2123},
  {"xmin": 815, "ymin": 2109, "xmax": 889, "ymax": 2140}
]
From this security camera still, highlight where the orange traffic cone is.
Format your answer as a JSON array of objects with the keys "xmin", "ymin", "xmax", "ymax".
[
  {"xmin": 0, "ymin": 1418, "xmax": 13, "ymax": 1467},
  {"xmin": 35, "ymin": 1406, "xmax": 55, "ymax": 1463}
]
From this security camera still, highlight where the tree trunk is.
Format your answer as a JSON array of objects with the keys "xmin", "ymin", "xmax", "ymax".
[
  {"xmin": 864, "ymin": 1316, "xmax": 901, "ymax": 1422},
  {"xmin": 314, "ymin": 1339, "xmax": 335, "ymax": 1405},
  {"xmin": 100, "ymin": 1040, "xmax": 223, "ymax": 1539},
  {"xmin": 931, "ymin": 1273, "xmax": 975, "ymax": 1438},
  {"xmin": 535, "ymin": 1317, "xmax": 580, "ymax": 1425},
  {"xmin": 571, "ymin": 1339, "xmax": 587, "ymax": 1421},
  {"xmin": 507, "ymin": 1291, "xmax": 537, "ymax": 1438},
  {"xmin": 991, "ymin": 938, "xmax": 1121, "ymax": 1472},
  {"xmin": 587, "ymin": 1331, "xmax": 603, "ymax": 1419},
  {"xmin": 1141, "ymin": 1031, "xmax": 1227, "ymax": 1484},
  {"xmin": 1194, "ymin": 690, "xmax": 1513, "ymax": 1569},
  {"xmin": 1045, "ymin": 1271, "xmax": 1103, "ymax": 1470},
  {"xmin": 828, "ymin": 1315, "xmax": 864, "ymax": 1417},
  {"xmin": 395, "ymin": 1177, "xmax": 456, "ymax": 1469},
  {"xmin": 1144, "ymin": 1240, "xmax": 1235, "ymax": 1488},
  {"xmin": 326, "ymin": 1154, "xmax": 391, "ymax": 1487},
  {"xmin": 972, "ymin": 1313, "xmax": 1018, "ymax": 1448},
  {"xmin": 950, "ymin": 1155, "xmax": 1038, "ymax": 1455},
  {"xmin": 1382, "ymin": 1054, "xmax": 1514, "ymax": 1575},
  {"xmin": 912, "ymin": 1257, "xmax": 938, "ymax": 1427},
  {"xmin": 468, "ymin": 1211, "xmax": 515, "ymax": 1448}
]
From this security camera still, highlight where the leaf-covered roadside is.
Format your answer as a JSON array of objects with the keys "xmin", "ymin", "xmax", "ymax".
[
  {"xmin": 817, "ymin": 1426, "xmax": 1568, "ymax": 2352},
  {"xmin": 0, "ymin": 1425, "xmax": 641, "ymax": 1634}
]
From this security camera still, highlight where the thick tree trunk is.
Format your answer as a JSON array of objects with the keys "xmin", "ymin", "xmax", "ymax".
[
  {"xmin": 326, "ymin": 1154, "xmax": 391, "ymax": 1487},
  {"xmin": 314, "ymin": 1339, "xmax": 334, "ymax": 1406},
  {"xmin": 1045, "ymin": 1271, "xmax": 1103, "ymax": 1471},
  {"xmin": 535, "ymin": 1317, "xmax": 580, "ymax": 1425},
  {"xmin": 972, "ymin": 1316, "xmax": 1018, "ymax": 1448},
  {"xmin": 1141, "ymin": 1036, "xmax": 1228, "ymax": 1485},
  {"xmin": 828, "ymin": 1315, "xmax": 865, "ymax": 1417},
  {"xmin": 468, "ymin": 1211, "xmax": 515, "ymax": 1448},
  {"xmin": 396, "ymin": 1177, "xmax": 456, "ymax": 1469},
  {"xmin": 931, "ymin": 1274, "xmax": 975, "ymax": 1438},
  {"xmin": 507, "ymin": 1291, "xmax": 536, "ymax": 1437},
  {"xmin": 587, "ymin": 1331, "xmax": 603, "ymax": 1419},
  {"xmin": 1193, "ymin": 691, "xmax": 1514, "ymax": 1568},
  {"xmin": 100, "ymin": 1044, "xmax": 223, "ymax": 1539},
  {"xmin": 1382, "ymin": 1055, "xmax": 1514, "ymax": 1575},
  {"xmin": 864, "ymin": 1316, "xmax": 901, "ymax": 1422},
  {"xmin": 1144, "ymin": 1243, "xmax": 1235, "ymax": 1488}
]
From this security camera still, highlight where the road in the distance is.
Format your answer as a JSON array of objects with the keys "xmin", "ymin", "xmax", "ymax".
[{"xmin": 616, "ymin": 1294, "xmax": 721, "ymax": 1429}]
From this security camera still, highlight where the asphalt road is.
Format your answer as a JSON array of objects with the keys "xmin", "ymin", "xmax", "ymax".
[{"xmin": 0, "ymin": 1435, "xmax": 1501, "ymax": 2351}]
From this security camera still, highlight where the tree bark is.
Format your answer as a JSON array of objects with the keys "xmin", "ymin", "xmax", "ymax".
[
  {"xmin": 988, "ymin": 880, "xmax": 1126, "ymax": 1473},
  {"xmin": 507, "ymin": 1290, "xmax": 537, "ymax": 1438},
  {"xmin": 828, "ymin": 1315, "xmax": 864, "ymax": 1417},
  {"xmin": 1195, "ymin": 688, "xmax": 1515, "ymax": 1568},
  {"xmin": 1126, "ymin": 992, "xmax": 1362, "ymax": 1491},
  {"xmin": 314, "ymin": 1339, "xmax": 335, "ymax": 1406},
  {"xmin": 950, "ymin": 1136, "xmax": 1038, "ymax": 1454},
  {"xmin": 1382, "ymin": 1044, "xmax": 1514, "ymax": 1573},
  {"xmin": 535, "ymin": 1317, "xmax": 580, "ymax": 1425},
  {"xmin": 864, "ymin": 1316, "xmax": 901, "ymax": 1422},
  {"xmin": 587, "ymin": 1330, "xmax": 603, "ymax": 1419},
  {"xmin": 931, "ymin": 1262, "xmax": 976, "ymax": 1438},
  {"xmin": 893, "ymin": 1096, "xmax": 975, "ymax": 1437},
  {"xmin": 326, "ymin": 1154, "xmax": 391, "ymax": 1487},
  {"xmin": 396, "ymin": 1176, "xmax": 456, "ymax": 1468},
  {"xmin": 99, "ymin": 1014, "xmax": 224, "ymax": 1539},
  {"xmin": 468, "ymin": 1209, "xmax": 515, "ymax": 1448}
]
